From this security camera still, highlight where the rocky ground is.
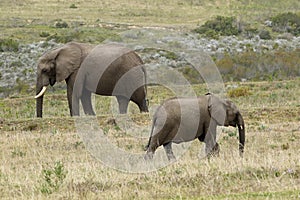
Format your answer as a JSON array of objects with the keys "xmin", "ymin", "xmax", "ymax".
[{"xmin": 1, "ymin": 28, "xmax": 300, "ymax": 98}]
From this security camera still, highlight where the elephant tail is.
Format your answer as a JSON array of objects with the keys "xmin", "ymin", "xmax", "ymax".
[{"xmin": 144, "ymin": 115, "xmax": 157, "ymax": 151}]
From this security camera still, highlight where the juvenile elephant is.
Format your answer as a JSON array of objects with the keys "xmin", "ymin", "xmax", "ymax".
[
  {"xmin": 145, "ymin": 93, "xmax": 245, "ymax": 160},
  {"xmin": 35, "ymin": 42, "xmax": 148, "ymax": 117}
]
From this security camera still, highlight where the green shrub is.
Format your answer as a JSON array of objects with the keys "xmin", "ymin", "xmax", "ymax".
[
  {"xmin": 243, "ymin": 25, "xmax": 258, "ymax": 38},
  {"xmin": 259, "ymin": 29, "xmax": 272, "ymax": 40},
  {"xmin": 47, "ymin": 28, "xmax": 120, "ymax": 43},
  {"xmin": 215, "ymin": 49, "xmax": 300, "ymax": 81},
  {"xmin": 216, "ymin": 54, "xmax": 234, "ymax": 74},
  {"xmin": 14, "ymin": 78, "xmax": 30, "ymax": 95},
  {"xmin": 178, "ymin": 66, "xmax": 203, "ymax": 84},
  {"xmin": 204, "ymin": 29, "xmax": 219, "ymax": 39},
  {"xmin": 0, "ymin": 38, "xmax": 19, "ymax": 52},
  {"xmin": 69, "ymin": 4, "xmax": 77, "ymax": 9},
  {"xmin": 40, "ymin": 161, "xmax": 67, "ymax": 194},
  {"xmin": 194, "ymin": 16, "xmax": 240, "ymax": 38},
  {"xmin": 39, "ymin": 32, "xmax": 50, "ymax": 37},
  {"xmin": 160, "ymin": 50, "xmax": 178, "ymax": 60},
  {"xmin": 271, "ymin": 12, "xmax": 300, "ymax": 36},
  {"xmin": 55, "ymin": 21, "xmax": 69, "ymax": 28}
]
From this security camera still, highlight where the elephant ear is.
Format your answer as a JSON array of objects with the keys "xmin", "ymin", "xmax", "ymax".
[
  {"xmin": 43, "ymin": 47, "xmax": 61, "ymax": 60},
  {"xmin": 208, "ymin": 94, "xmax": 226, "ymax": 125},
  {"xmin": 225, "ymin": 100, "xmax": 238, "ymax": 118},
  {"xmin": 54, "ymin": 43, "xmax": 83, "ymax": 82}
]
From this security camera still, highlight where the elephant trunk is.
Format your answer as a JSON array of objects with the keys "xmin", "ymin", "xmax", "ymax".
[
  {"xmin": 36, "ymin": 82, "xmax": 44, "ymax": 118},
  {"xmin": 237, "ymin": 113, "xmax": 245, "ymax": 157}
]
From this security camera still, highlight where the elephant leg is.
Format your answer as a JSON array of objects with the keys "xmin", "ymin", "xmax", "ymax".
[
  {"xmin": 66, "ymin": 73, "xmax": 81, "ymax": 116},
  {"xmin": 163, "ymin": 142, "xmax": 176, "ymax": 161},
  {"xmin": 204, "ymin": 121, "xmax": 218, "ymax": 158},
  {"xmin": 81, "ymin": 89, "xmax": 95, "ymax": 115},
  {"xmin": 71, "ymin": 94, "xmax": 80, "ymax": 116},
  {"xmin": 66, "ymin": 78, "xmax": 77, "ymax": 116},
  {"xmin": 116, "ymin": 96, "xmax": 129, "ymax": 114}
]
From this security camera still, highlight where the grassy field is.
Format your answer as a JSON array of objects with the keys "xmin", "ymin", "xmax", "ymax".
[
  {"xmin": 1, "ymin": 0, "xmax": 299, "ymax": 26},
  {"xmin": 1, "ymin": 0, "xmax": 300, "ymax": 43},
  {"xmin": 0, "ymin": 79, "xmax": 299, "ymax": 199},
  {"xmin": 1, "ymin": 0, "xmax": 300, "ymax": 199}
]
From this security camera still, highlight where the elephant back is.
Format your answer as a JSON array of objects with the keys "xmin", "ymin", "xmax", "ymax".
[{"xmin": 78, "ymin": 43, "xmax": 144, "ymax": 96}]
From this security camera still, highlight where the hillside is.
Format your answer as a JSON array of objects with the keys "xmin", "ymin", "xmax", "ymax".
[{"xmin": 1, "ymin": 0, "xmax": 300, "ymax": 42}]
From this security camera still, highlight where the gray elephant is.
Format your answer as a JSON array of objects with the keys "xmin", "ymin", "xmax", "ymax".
[
  {"xmin": 35, "ymin": 42, "xmax": 148, "ymax": 117},
  {"xmin": 145, "ymin": 93, "xmax": 245, "ymax": 160}
]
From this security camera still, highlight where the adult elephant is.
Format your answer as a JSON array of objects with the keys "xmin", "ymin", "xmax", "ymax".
[
  {"xmin": 145, "ymin": 93, "xmax": 245, "ymax": 160},
  {"xmin": 35, "ymin": 42, "xmax": 148, "ymax": 117}
]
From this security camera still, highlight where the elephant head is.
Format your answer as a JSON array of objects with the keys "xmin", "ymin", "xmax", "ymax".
[
  {"xmin": 35, "ymin": 42, "xmax": 93, "ymax": 117},
  {"xmin": 208, "ymin": 94, "xmax": 245, "ymax": 157}
]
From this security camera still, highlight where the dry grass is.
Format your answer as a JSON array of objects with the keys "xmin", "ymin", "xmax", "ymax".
[
  {"xmin": 0, "ymin": 79, "xmax": 299, "ymax": 199},
  {"xmin": 1, "ymin": 0, "xmax": 300, "ymax": 28},
  {"xmin": 0, "ymin": 0, "xmax": 300, "ymax": 198}
]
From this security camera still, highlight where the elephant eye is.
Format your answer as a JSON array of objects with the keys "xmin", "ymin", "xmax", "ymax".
[{"xmin": 42, "ymin": 68, "xmax": 48, "ymax": 73}]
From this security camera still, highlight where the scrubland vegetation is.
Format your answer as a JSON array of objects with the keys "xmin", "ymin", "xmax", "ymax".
[
  {"xmin": 0, "ymin": 0, "xmax": 300, "ymax": 199},
  {"xmin": 0, "ymin": 80, "xmax": 299, "ymax": 199}
]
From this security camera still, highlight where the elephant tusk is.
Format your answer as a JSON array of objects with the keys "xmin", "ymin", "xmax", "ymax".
[{"xmin": 35, "ymin": 86, "xmax": 47, "ymax": 98}]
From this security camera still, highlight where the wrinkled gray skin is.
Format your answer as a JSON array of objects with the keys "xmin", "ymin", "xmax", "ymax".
[
  {"xmin": 36, "ymin": 42, "xmax": 148, "ymax": 117},
  {"xmin": 145, "ymin": 93, "xmax": 245, "ymax": 161}
]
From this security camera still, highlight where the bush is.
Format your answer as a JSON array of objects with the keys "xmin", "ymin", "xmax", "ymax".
[
  {"xmin": 55, "ymin": 21, "xmax": 69, "ymax": 28},
  {"xmin": 39, "ymin": 32, "xmax": 50, "ymax": 37},
  {"xmin": 46, "ymin": 28, "xmax": 120, "ymax": 44},
  {"xmin": 271, "ymin": 12, "xmax": 300, "ymax": 36},
  {"xmin": 47, "ymin": 32, "xmax": 79, "ymax": 43},
  {"xmin": 194, "ymin": 16, "xmax": 240, "ymax": 38},
  {"xmin": 259, "ymin": 30, "xmax": 272, "ymax": 40},
  {"xmin": 243, "ymin": 25, "xmax": 258, "ymax": 39},
  {"xmin": 69, "ymin": 4, "xmax": 77, "ymax": 9},
  {"xmin": 0, "ymin": 38, "xmax": 19, "ymax": 52},
  {"xmin": 215, "ymin": 49, "xmax": 300, "ymax": 81},
  {"xmin": 215, "ymin": 54, "xmax": 234, "ymax": 74},
  {"xmin": 178, "ymin": 66, "xmax": 203, "ymax": 84}
]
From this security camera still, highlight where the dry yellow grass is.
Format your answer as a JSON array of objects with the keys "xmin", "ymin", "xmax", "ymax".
[
  {"xmin": 1, "ymin": 0, "xmax": 299, "ymax": 28},
  {"xmin": 0, "ymin": 0, "xmax": 300, "ymax": 198},
  {"xmin": 0, "ymin": 79, "xmax": 299, "ymax": 199}
]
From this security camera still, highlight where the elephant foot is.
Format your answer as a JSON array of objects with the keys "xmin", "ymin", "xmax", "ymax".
[
  {"xmin": 84, "ymin": 110, "xmax": 96, "ymax": 116},
  {"xmin": 206, "ymin": 143, "xmax": 220, "ymax": 160},
  {"xmin": 144, "ymin": 151, "xmax": 154, "ymax": 160},
  {"xmin": 167, "ymin": 153, "xmax": 176, "ymax": 162}
]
